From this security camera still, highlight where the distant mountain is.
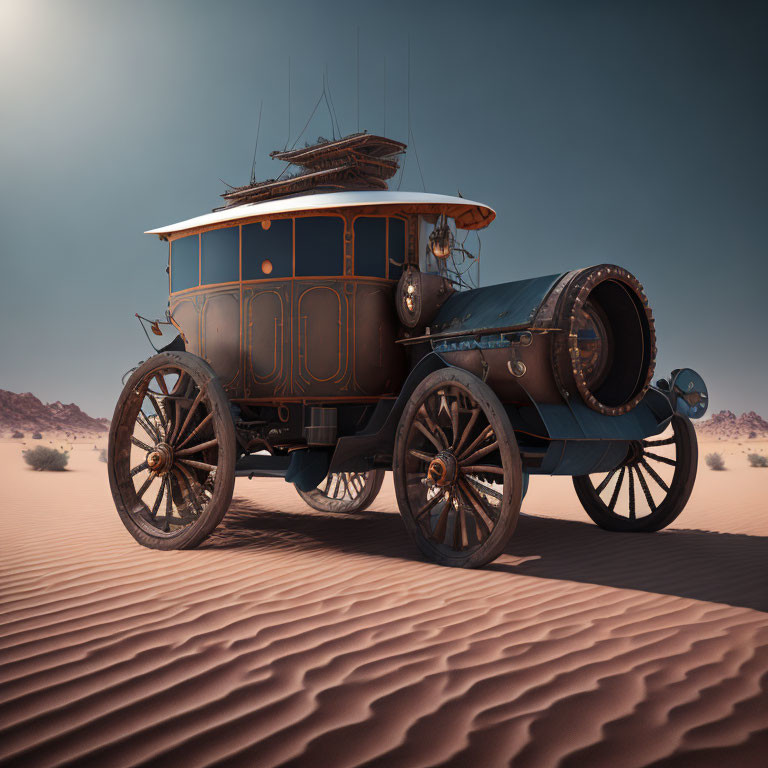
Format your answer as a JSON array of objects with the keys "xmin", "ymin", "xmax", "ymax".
[
  {"xmin": 0, "ymin": 389, "xmax": 109, "ymax": 436},
  {"xmin": 695, "ymin": 410, "xmax": 768, "ymax": 440}
]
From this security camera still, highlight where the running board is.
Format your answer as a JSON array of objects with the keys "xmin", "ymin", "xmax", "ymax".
[{"xmin": 235, "ymin": 454, "xmax": 291, "ymax": 479}]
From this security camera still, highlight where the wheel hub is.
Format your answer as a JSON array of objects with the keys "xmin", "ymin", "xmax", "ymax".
[
  {"xmin": 147, "ymin": 442, "xmax": 173, "ymax": 474},
  {"xmin": 625, "ymin": 440, "xmax": 644, "ymax": 466},
  {"xmin": 427, "ymin": 451, "xmax": 458, "ymax": 487}
]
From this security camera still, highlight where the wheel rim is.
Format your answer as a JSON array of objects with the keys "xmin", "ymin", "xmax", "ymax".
[
  {"xmin": 113, "ymin": 364, "xmax": 223, "ymax": 537},
  {"xmin": 403, "ymin": 381, "xmax": 511, "ymax": 556},
  {"xmin": 581, "ymin": 419, "xmax": 685, "ymax": 521}
]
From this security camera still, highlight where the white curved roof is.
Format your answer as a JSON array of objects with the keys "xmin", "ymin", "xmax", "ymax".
[{"xmin": 145, "ymin": 190, "xmax": 495, "ymax": 236}]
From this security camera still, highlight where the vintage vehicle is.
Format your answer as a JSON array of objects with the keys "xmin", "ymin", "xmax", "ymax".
[{"xmin": 108, "ymin": 133, "xmax": 708, "ymax": 567}]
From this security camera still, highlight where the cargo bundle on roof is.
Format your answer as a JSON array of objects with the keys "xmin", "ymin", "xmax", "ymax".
[{"xmin": 220, "ymin": 133, "xmax": 406, "ymax": 206}]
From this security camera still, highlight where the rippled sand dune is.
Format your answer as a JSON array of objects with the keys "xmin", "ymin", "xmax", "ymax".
[{"xmin": 0, "ymin": 439, "xmax": 766, "ymax": 767}]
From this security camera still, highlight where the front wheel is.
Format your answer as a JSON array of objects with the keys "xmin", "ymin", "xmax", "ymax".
[
  {"xmin": 296, "ymin": 470, "xmax": 385, "ymax": 513},
  {"xmin": 572, "ymin": 415, "xmax": 697, "ymax": 532},
  {"xmin": 108, "ymin": 352, "xmax": 236, "ymax": 549},
  {"xmin": 393, "ymin": 367, "xmax": 524, "ymax": 568}
]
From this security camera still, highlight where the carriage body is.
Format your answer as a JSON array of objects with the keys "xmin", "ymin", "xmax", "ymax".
[{"xmin": 109, "ymin": 139, "xmax": 708, "ymax": 567}]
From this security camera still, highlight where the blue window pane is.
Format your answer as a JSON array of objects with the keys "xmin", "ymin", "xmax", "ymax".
[
  {"xmin": 171, "ymin": 235, "xmax": 199, "ymax": 292},
  {"xmin": 201, "ymin": 227, "xmax": 239, "ymax": 285},
  {"xmin": 353, "ymin": 217, "xmax": 386, "ymax": 278},
  {"xmin": 295, "ymin": 216, "xmax": 344, "ymax": 277},
  {"xmin": 389, "ymin": 217, "xmax": 406, "ymax": 281},
  {"xmin": 243, "ymin": 219, "xmax": 293, "ymax": 279}
]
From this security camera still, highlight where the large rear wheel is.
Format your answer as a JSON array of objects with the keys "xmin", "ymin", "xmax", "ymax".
[
  {"xmin": 393, "ymin": 368, "xmax": 523, "ymax": 568},
  {"xmin": 108, "ymin": 352, "xmax": 236, "ymax": 549},
  {"xmin": 572, "ymin": 415, "xmax": 697, "ymax": 532},
  {"xmin": 296, "ymin": 470, "xmax": 385, "ymax": 513}
]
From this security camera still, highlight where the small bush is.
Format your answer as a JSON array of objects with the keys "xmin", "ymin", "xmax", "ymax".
[
  {"xmin": 747, "ymin": 453, "xmax": 768, "ymax": 468},
  {"xmin": 23, "ymin": 446, "xmax": 69, "ymax": 471},
  {"xmin": 11, "ymin": 430, "xmax": 23, "ymax": 439},
  {"xmin": 705, "ymin": 453, "xmax": 726, "ymax": 471},
  {"xmin": 32, "ymin": 432, "xmax": 42, "ymax": 440},
  {"xmin": 98, "ymin": 448, "xmax": 108, "ymax": 463}
]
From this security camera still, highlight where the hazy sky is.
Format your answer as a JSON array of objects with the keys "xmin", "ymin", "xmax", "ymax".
[{"xmin": 1, "ymin": 0, "xmax": 766, "ymax": 418}]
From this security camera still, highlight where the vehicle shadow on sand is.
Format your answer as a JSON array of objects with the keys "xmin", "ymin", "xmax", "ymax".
[{"xmin": 207, "ymin": 498, "xmax": 768, "ymax": 612}]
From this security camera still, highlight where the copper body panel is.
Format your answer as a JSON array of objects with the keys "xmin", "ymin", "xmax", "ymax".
[{"xmin": 170, "ymin": 278, "xmax": 405, "ymax": 403}]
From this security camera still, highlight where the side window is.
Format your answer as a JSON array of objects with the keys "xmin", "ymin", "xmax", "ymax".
[
  {"xmin": 354, "ymin": 217, "xmax": 387, "ymax": 278},
  {"xmin": 242, "ymin": 219, "xmax": 293, "ymax": 279},
  {"xmin": 171, "ymin": 234, "xmax": 199, "ymax": 292},
  {"xmin": 201, "ymin": 226, "xmax": 238, "ymax": 285},
  {"xmin": 295, "ymin": 216, "xmax": 344, "ymax": 277},
  {"xmin": 388, "ymin": 217, "xmax": 406, "ymax": 281}
]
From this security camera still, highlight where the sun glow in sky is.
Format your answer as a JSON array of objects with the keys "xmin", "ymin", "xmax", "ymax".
[{"xmin": 0, "ymin": 0, "xmax": 766, "ymax": 418}]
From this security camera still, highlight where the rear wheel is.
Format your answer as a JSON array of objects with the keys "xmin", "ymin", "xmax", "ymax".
[
  {"xmin": 393, "ymin": 367, "xmax": 523, "ymax": 568},
  {"xmin": 108, "ymin": 352, "xmax": 236, "ymax": 549},
  {"xmin": 573, "ymin": 415, "xmax": 697, "ymax": 532},
  {"xmin": 296, "ymin": 470, "xmax": 385, "ymax": 513}
]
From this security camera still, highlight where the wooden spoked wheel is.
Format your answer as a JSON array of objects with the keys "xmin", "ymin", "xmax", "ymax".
[
  {"xmin": 296, "ymin": 470, "xmax": 386, "ymax": 513},
  {"xmin": 108, "ymin": 352, "xmax": 236, "ymax": 549},
  {"xmin": 393, "ymin": 368, "xmax": 523, "ymax": 568},
  {"xmin": 573, "ymin": 415, "xmax": 697, "ymax": 532}
]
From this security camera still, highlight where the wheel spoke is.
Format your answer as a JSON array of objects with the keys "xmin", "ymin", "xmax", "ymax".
[
  {"xmin": 131, "ymin": 435, "xmax": 154, "ymax": 452},
  {"xmin": 171, "ymin": 388, "xmax": 205, "ymax": 445},
  {"xmin": 135, "ymin": 471, "xmax": 155, "ymax": 501},
  {"xmin": 640, "ymin": 458, "xmax": 669, "ymax": 493},
  {"xmin": 459, "ymin": 477, "xmax": 494, "ymax": 535},
  {"xmin": 413, "ymin": 418, "xmax": 444, "ymax": 453},
  {"xmin": 176, "ymin": 412, "xmax": 214, "ymax": 450},
  {"xmin": 458, "ymin": 424, "xmax": 494, "ymax": 462},
  {"xmin": 642, "ymin": 436, "xmax": 675, "ymax": 447},
  {"xmin": 449, "ymin": 398, "xmax": 460, "ymax": 449},
  {"xmin": 461, "ymin": 464, "xmax": 504, "ymax": 476},
  {"xmin": 175, "ymin": 438, "xmax": 218, "ymax": 457},
  {"xmin": 628, "ymin": 466, "xmax": 636, "ymax": 520},
  {"xmin": 595, "ymin": 468, "xmax": 617, "ymax": 495},
  {"xmin": 408, "ymin": 448, "xmax": 434, "ymax": 463},
  {"xmin": 454, "ymin": 407, "xmax": 480, "ymax": 456},
  {"xmin": 154, "ymin": 372, "xmax": 169, "ymax": 395},
  {"xmin": 635, "ymin": 464, "xmax": 657, "ymax": 512},
  {"xmin": 147, "ymin": 393, "xmax": 168, "ymax": 433},
  {"xmin": 174, "ymin": 465, "xmax": 204, "ymax": 515},
  {"xmin": 466, "ymin": 475, "xmax": 503, "ymax": 502},
  {"xmin": 644, "ymin": 451, "xmax": 676, "ymax": 467},
  {"xmin": 164, "ymin": 474, "xmax": 173, "ymax": 530},
  {"xmin": 454, "ymin": 500, "xmax": 469, "ymax": 549},
  {"xmin": 417, "ymin": 403, "xmax": 449, "ymax": 450},
  {"xmin": 460, "ymin": 440, "xmax": 499, "ymax": 468},
  {"xmin": 608, "ymin": 466, "xmax": 625, "ymax": 511},
  {"xmin": 150, "ymin": 479, "xmax": 165, "ymax": 518},
  {"xmin": 415, "ymin": 489, "xmax": 445, "ymax": 521},
  {"xmin": 130, "ymin": 460, "xmax": 148, "ymax": 477},
  {"xmin": 178, "ymin": 458, "xmax": 217, "ymax": 473},
  {"xmin": 136, "ymin": 411, "xmax": 160, "ymax": 442},
  {"xmin": 432, "ymin": 490, "xmax": 452, "ymax": 543}
]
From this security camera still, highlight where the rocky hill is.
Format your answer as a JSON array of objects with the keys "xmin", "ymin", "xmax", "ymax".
[
  {"xmin": 0, "ymin": 389, "xmax": 109, "ymax": 437},
  {"xmin": 695, "ymin": 410, "xmax": 768, "ymax": 440}
]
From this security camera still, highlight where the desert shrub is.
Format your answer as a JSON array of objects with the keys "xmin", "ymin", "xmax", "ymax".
[
  {"xmin": 23, "ymin": 446, "xmax": 69, "ymax": 471},
  {"xmin": 98, "ymin": 448, "xmax": 108, "ymax": 463},
  {"xmin": 705, "ymin": 452, "xmax": 726, "ymax": 471},
  {"xmin": 747, "ymin": 453, "xmax": 768, "ymax": 468},
  {"xmin": 11, "ymin": 430, "xmax": 23, "ymax": 439},
  {"xmin": 32, "ymin": 432, "xmax": 42, "ymax": 440}
]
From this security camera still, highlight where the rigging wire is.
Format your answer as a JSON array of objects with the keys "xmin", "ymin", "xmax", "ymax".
[
  {"xmin": 356, "ymin": 26, "xmax": 360, "ymax": 133},
  {"xmin": 325, "ymin": 65, "xmax": 343, "ymax": 137},
  {"xmin": 250, "ymin": 100, "xmax": 263, "ymax": 185}
]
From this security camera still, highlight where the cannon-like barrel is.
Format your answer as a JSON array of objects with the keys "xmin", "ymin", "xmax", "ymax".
[
  {"xmin": 548, "ymin": 265, "xmax": 656, "ymax": 415},
  {"xmin": 412, "ymin": 264, "xmax": 656, "ymax": 416}
]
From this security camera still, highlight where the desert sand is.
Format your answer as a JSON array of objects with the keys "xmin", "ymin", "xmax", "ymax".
[{"xmin": 0, "ymin": 436, "xmax": 766, "ymax": 767}]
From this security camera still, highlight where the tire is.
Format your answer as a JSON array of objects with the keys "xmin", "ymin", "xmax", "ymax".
[
  {"xmin": 393, "ymin": 367, "xmax": 524, "ymax": 568},
  {"xmin": 572, "ymin": 414, "xmax": 697, "ymax": 532},
  {"xmin": 108, "ymin": 351, "xmax": 236, "ymax": 549},
  {"xmin": 296, "ymin": 470, "xmax": 386, "ymax": 513}
]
